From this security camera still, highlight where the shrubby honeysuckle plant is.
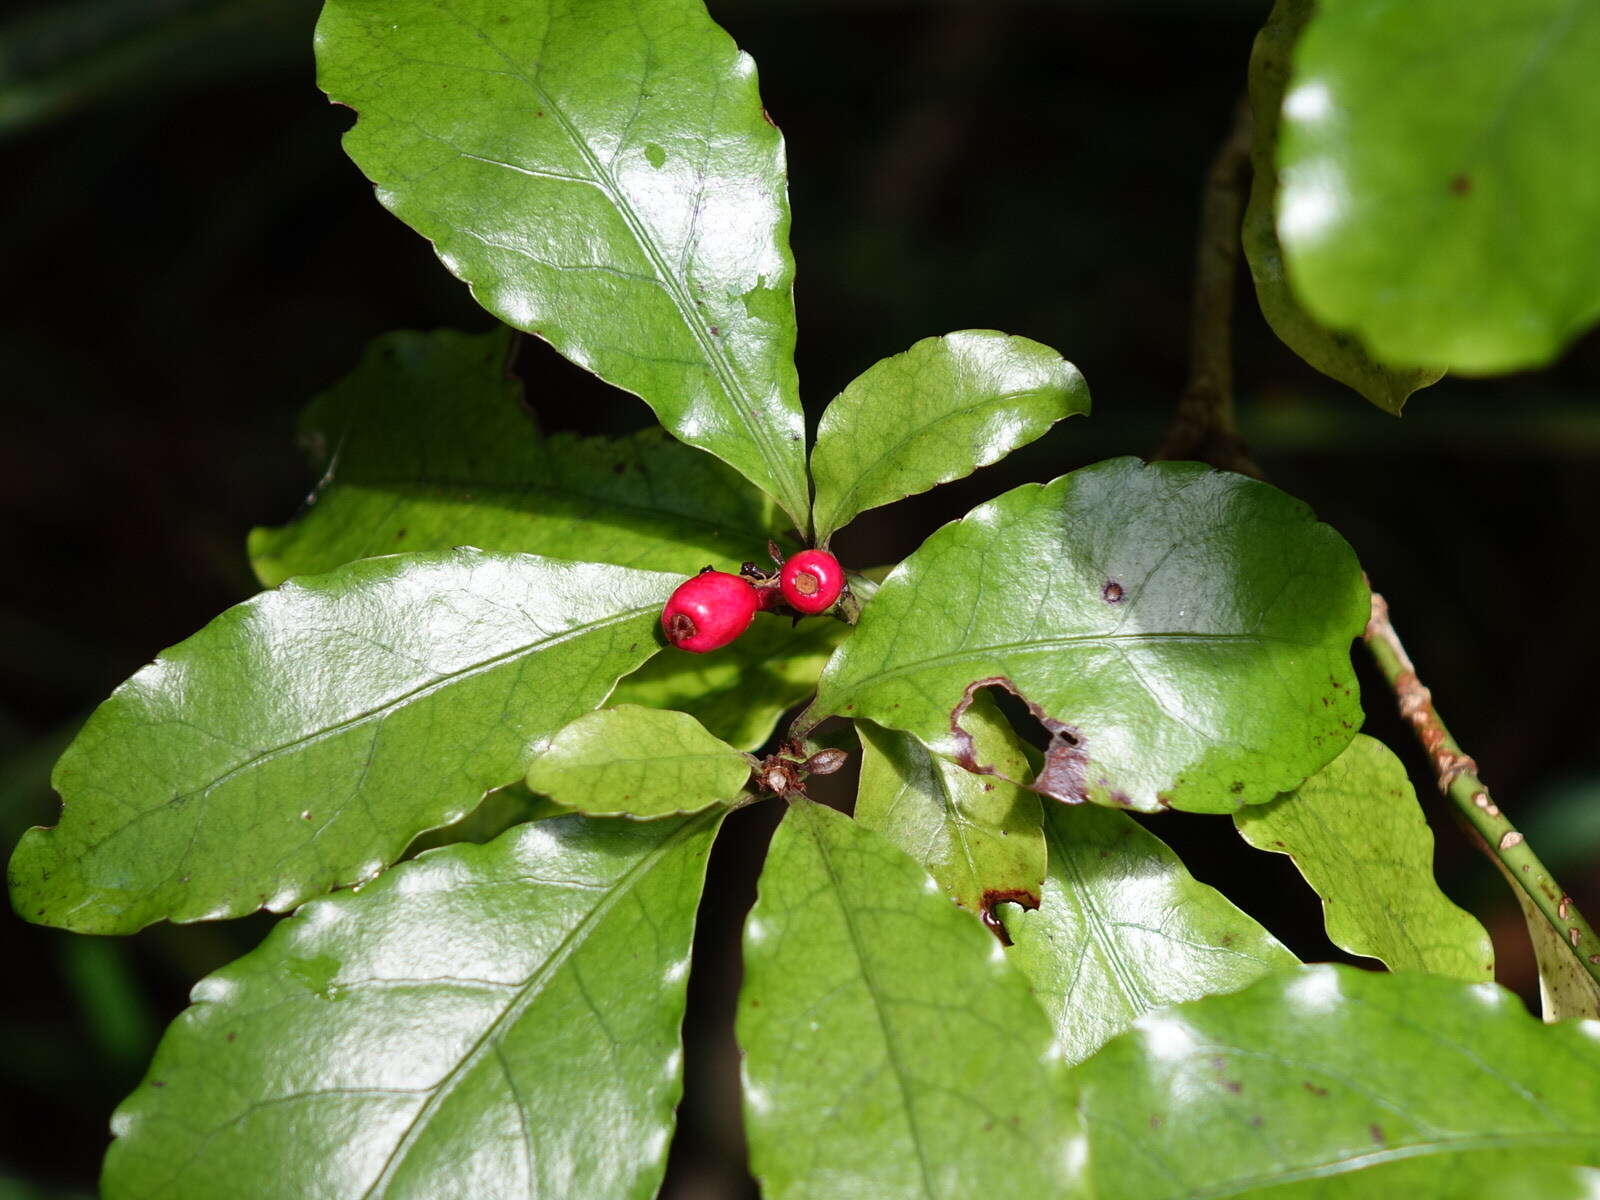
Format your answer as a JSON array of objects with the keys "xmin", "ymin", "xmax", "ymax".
[{"xmin": 13, "ymin": 0, "xmax": 1600, "ymax": 1196}]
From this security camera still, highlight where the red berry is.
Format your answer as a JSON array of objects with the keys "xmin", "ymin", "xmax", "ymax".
[
  {"xmin": 780, "ymin": 549, "xmax": 845, "ymax": 614},
  {"xmin": 662, "ymin": 571, "xmax": 761, "ymax": 653}
]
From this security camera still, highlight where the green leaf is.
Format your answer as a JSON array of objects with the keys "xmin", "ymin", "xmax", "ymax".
[
  {"xmin": 1235, "ymin": 734, "xmax": 1493, "ymax": 982},
  {"xmin": 854, "ymin": 693, "xmax": 1045, "ymax": 915},
  {"xmin": 1004, "ymin": 802, "xmax": 1295, "ymax": 1066},
  {"xmin": 526, "ymin": 704, "xmax": 750, "ymax": 818},
  {"xmin": 1277, "ymin": 0, "xmax": 1600, "ymax": 373},
  {"xmin": 1490, "ymin": 855, "xmax": 1600, "ymax": 1022},
  {"xmin": 809, "ymin": 331, "xmax": 1090, "ymax": 541},
  {"xmin": 738, "ymin": 799, "xmax": 1083, "ymax": 1200},
  {"xmin": 814, "ymin": 458, "xmax": 1368, "ymax": 813},
  {"xmin": 611, "ymin": 613, "xmax": 844, "ymax": 750},
  {"xmin": 249, "ymin": 327, "xmax": 778, "ymax": 587},
  {"xmin": 9, "ymin": 549, "xmax": 675, "ymax": 934},
  {"xmin": 315, "ymin": 0, "xmax": 811, "ymax": 528},
  {"xmin": 1073, "ymin": 965, "xmax": 1600, "ymax": 1199},
  {"xmin": 1242, "ymin": 0, "xmax": 1442, "ymax": 413},
  {"xmin": 102, "ymin": 811, "xmax": 720, "ymax": 1199}
]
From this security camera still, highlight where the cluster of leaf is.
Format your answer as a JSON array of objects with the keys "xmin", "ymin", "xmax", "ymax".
[{"xmin": 10, "ymin": 0, "xmax": 1600, "ymax": 1195}]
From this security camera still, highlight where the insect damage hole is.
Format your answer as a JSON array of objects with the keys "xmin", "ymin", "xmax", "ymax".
[{"xmin": 948, "ymin": 676, "xmax": 1088, "ymax": 804}]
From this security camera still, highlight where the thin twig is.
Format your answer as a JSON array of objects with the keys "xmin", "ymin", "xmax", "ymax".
[
  {"xmin": 1155, "ymin": 96, "xmax": 1261, "ymax": 478},
  {"xmin": 1364, "ymin": 590, "xmax": 1600, "ymax": 989}
]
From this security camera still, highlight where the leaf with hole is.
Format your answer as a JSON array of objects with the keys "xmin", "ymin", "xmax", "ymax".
[
  {"xmin": 854, "ymin": 691, "xmax": 1045, "ymax": 916},
  {"xmin": 1004, "ymin": 801, "xmax": 1294, "ymax": 1066},
  {"xmin": 1073, "ymin": 965, "xmax": 1600, "ymax": 1199},
  {"xmin": 1235, "ymin": 734, "xmax": 1493, "ymax": 982},
  {"xmin": 250, "ymin": 327, "xmax": 777, "ymax": 586},
  {"xmin": 316, "ymin": 0, "xmax": 811, "ymax": 527},
  {"xmin": 526, "ymin": 705, "xmax": 750, "ymax": 818},
  {"xmin": 102, "ymin": 811, "xmax": 720, "ymax": 1199},
  {"xmin": 9, "ymin": 549, "xmax": 676, "ymax": 933},
  {"xmin": 814, "ymin": 457, "xmax": 1369, "ymax": 813},
  {"xmin": 1242, "ymin": 0, "xmax": 1442, "ymax": 412},
  {"xmin": 1277, "ymin": 0, "xmax": 1600, "ymax": 373},
  {"xmin": 738, "ymin": 799, "xmax": 1083, "ymax": 1200},
  {"xmin": 809, "ymin": 331, "xmax": 1089, "ymax": 541}
]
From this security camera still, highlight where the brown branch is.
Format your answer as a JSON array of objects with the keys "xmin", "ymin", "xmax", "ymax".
[
  {"xmin": 1155, "ymin": 96, "xmax": 1261, "ymax": 478},
  {"xmin": 1364, "ymin": 590, "xmax": 1600, "ymax": 990}
]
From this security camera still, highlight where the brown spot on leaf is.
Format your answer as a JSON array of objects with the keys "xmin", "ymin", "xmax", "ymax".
[
  {"xmin": 979, "ymin": 888, "xmax": 1040, "ymax": 946},
  {"xmin": 1370, "ymin": 1123, "xmax": 1386, "ymax": 1146},
  {"xmin": 1102, "ymin": 580, "xmax": 1124, "ymax": 603},
  {"xmin": 949, "ymin": 676, "xmax": 1088, "ymax": 805},
  {"xmin": 1302, "ymin": 1081, "xmax": 1328, "ymax": 1096},
  {"xmin": 1449, "ymin": 173, "xmax": 1471, "ymax": 195}
]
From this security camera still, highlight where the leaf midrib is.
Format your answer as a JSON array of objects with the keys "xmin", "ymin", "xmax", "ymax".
[
  {"xmin": 806, "ymin": 805, "xmax": 939, "ymax": 1200},
  {"xmin": 428, "ymin": 1, "xmax": 806, "ymax": 526},
  {"xmin": 815, "ymin": 383, "xmax": 1075, "ymax": 536},
  {"xmin": 67, "ymin": 603, "xmax": 657, "ymax": 863},
  {"xmin": 831, "ymin": 629, "xmax": 1318, "ymax": 697},
  {"xmin": 1173, "ymin": 1132, "xmax": 1598, "ymax": 1200},
  {"xmin": 360, "ymin": 814, "xmax": 709, "ymax": 1196}
]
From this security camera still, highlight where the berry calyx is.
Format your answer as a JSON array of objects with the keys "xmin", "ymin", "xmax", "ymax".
[
  {"xmin": 662, "ymin": 570, "xmax": 761, "ymax": 653},
  {"xmin": 780, "ymin": 549, "xmax": 845, "ymax": 614}
]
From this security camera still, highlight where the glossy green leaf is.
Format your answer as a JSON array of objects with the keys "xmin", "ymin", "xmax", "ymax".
[
  {"xmin": 1277, "ymin": 0, "xmax": 1600, "ymax": 373},
  {"xmin": 1236, "ymin": 734, "xmax": 1493, "ymax": 982},
  {"xmin": 815, "ymin": 457, "xmax": 1368, "ymax": 813},
  {"xmin": 611, "ymin": 613, "xmax": 843, "ymax": 750},
  {"xmin": 526, "ymin": 704, "xmax": 750, "ymax": 818},
  {"xmin": 738, "ymin": 799, "xmax": 1083, "ymax": 1200},
  {"xmin": 1242, "ymin": 0, "xmax": 1441, "ymax": 413},
  {"xmin": 10, "ymin": 549, "xmax": 676, "ymax": 934},
  {"xmin": 102, "ymin": 811, "xmax": 720, "ymax": 1199},
  {"xmin": 1004, "ymin": 802, "xmax": 1295, "ymax": 1066},
  {"xmin": 1074, "ymin": 965, "xmax": 1600, "ymax": 1199},
  {"xmin": 315, "ymin": 0, "xmax": 811, "ymax": 528},
  {"xmin": 809, "ymin": 331, "xmax": 1089, "ymax": 541},
  {"xmin": 250, "ymin": 327, "xmax": 778, "ymax": 587},
  {"xmin": 854, "ymin": 693, "xmax": 1045, "ymax": 915}
]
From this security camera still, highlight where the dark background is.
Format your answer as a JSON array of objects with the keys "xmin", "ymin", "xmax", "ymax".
[{"xmin": 5, "ymin": 0, "xmax": 1599, "ymax": 1195}]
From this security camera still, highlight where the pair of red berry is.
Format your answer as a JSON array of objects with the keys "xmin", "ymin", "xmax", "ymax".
[{"xmin": 661, "ymin": 548, "xmax": 845, "ymax": 653}]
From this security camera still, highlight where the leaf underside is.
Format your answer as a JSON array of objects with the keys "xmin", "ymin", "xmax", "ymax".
[{"xmin": 1236, "ymin": 734, "xmax": 1493, "ymax": 982}]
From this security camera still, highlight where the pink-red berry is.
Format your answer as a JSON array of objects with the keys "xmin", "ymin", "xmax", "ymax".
[
  {"xmin": 662, "ymin": 570, "xmax": 761, "ymax": 653},
  {"xmin": 780, "ymin": 549, "xmax": 845, "ymax": 614}
]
